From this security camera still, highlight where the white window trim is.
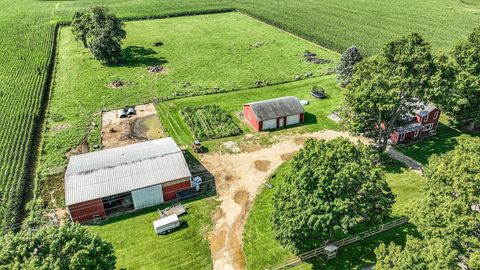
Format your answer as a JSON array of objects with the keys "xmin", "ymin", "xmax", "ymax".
[
  {"xmin": 414, "ymin": 129, "xmax": 420, "ymax": 137},
  {"xmin": 423, "ymin": 123, "xmax": 434, "ymax": 131},
  {"xmin": 433, "ymin": 111, "xmax": 439, "ymax": 120},
  {"xmin": 423, "ymin": 115, "xmax": 428, "ymax": 123},
  {"xmin": 399, "ymin": 133, "xmax": 405, "ymax": 141}
]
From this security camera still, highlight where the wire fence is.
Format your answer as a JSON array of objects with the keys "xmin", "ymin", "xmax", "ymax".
[{"xmin": 265, "ymin": 217, "xmax": 409, "ymax": 270}]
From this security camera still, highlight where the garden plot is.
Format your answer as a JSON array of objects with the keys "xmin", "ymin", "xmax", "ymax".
[
  {"xmin": 181, "ymin": 105, "xmax": 242, "ymax": 141},
  {"xmin": 101, "ymin": 103, "xmax": 165, "ymax": 149}
]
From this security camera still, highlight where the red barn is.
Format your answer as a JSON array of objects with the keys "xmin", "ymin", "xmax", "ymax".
[
  {"xmin": 65, "ymin": 138, "xmax": 192, "ymax": 223},
  {"xmin": 243, "ymin": 96, "xmax": 305, "ymax": 131},
  {"xmin": 390, "ymin": 102, "xmax": 441, "ymax": 144}
]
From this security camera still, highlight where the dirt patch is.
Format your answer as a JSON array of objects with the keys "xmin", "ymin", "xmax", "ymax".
[
  {"xmin": 294, "ymin": 136, "xmax": 308, "ymax": 145},
  {"xmin": 240, "ymin": 143, "xmax": 261, "ymax": 153},
  {"xmin": 233, "ymin": 189, "xmax": 249, "ymax": 204},
  {"xmin": 101, "ymin": 103, "xmax": 165, "ymax": 149},
  {"xmin": 50, "ymin": 123, "xmax": 71, "ymax": 132},
  {"xmin": 147, "ymin": 66, "xmax": 168, "ymax": 74},
  {"xmin": 65, "ymin": 139, "xmax": 89, "ymax": 158},
  {"xmin": 201, "ymin": 130, "xmax": 370, "ymax": 270},
  {"xmin": 254, "ymin": 160, "xmax": 271, "ymax": 172},
  {"xmin": 281, "ymin": 151, "xmax": 298, "ymax": 161}
]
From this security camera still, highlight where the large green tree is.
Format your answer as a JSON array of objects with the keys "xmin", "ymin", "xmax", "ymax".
[
  {"xmin": 336, "ymin": 45, "xmax": 363, "ymax": 87},
  {"xmin": 71, "ymin": 11, "xmax": 93, "ymax": 48},
  {"xmin": 374, "ymin": 137, "xmax": 480, "ymax": 270},
  {"xmin": 341, "ymin": 33, "xmax": 435, "ymax": 150},
  {"xmin": 88, "ymin": 6, "xmax": 126, "ymax": 63},
  {"xmin": 451, "ymin": 27, "xmax": 480, "ymax": 129},
  {"xmin": 272, "ymin": 138, "xmax": 394, "ymax": 253},
  {"xmin": 0, "ymin": 223, "xmax": 116, "ymax": 270}
]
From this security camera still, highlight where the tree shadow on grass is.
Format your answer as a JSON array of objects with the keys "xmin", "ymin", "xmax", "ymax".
[
  {"xmin": 109, "ymin": 46, "xmax": 168, "ymax": 68},
  {"xmin": 396, "ymin": 122, "xmax": 472, "ymax": 164},
  {"xmin": 306, "ymin": 223, "xmax": 420, "ymax": 270}
]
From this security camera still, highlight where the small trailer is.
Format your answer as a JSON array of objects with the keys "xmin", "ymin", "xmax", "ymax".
[
  {"xmin": 159, "ymin": 203, "xmax": 187, "ymax": 218},
  {"xmin": 153, "ymin": 214, "xmax": 181, "ymax": 235}
]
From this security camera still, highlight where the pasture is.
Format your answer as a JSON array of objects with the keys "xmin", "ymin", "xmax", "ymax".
[
  {"xmin": 88, "ymin": 196, "xmax": 218, "ymax": 270},
  {"xmin": 40, "ymin": 12, "xmax": 337, "ymax": 173},
  {"xmin": 157, "ymin": 76, "xmax": 342, "ymax": 148},
  {"xmin": 1, "ymin": 0, "xmax": 479, "ymax": 232},
  {"xmin": 243, "ymin": 160, "xmax": 425, "ymax": 270}
]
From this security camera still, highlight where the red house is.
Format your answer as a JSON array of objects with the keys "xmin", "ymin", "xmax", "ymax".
[
  {"xmin": 389, "ymin": 102, "xmax": 441, "ymax": 144},
  {"xmin": 65, "ymin": 138, "xmax": 192, "ymax": 223},
  {"xmin": 243, "ymin": 96, "xmax": 305, "ymax": 131}
]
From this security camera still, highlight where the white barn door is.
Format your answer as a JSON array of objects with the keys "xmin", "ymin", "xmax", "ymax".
[
  {"xmin": 286, "ymin": 114, "xmax": 300, "ymax": 126},
  {"xmin": 132, "ymin": 184, "xmax": 164, "ymax": 210},
  {"xmin": 262, "ymin": 119, "xmax": 277, "ymax": 130}
]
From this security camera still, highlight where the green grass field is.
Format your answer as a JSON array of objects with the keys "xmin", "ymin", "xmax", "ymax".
[
  {"xmin": 39, "ymin": 12, "xmax": 337, "ymax": 174},
  {"xmin": 39, "ymin": 12, "xmax": 338, "ymax": 173},
  {"xmin": 243, "ymin": 160, "xmax": 424, "ymax": 270},
  {"xmin": 396, "ymin": 119, "xmax": 480, "ymax": 164},
  {"xmin": 157, "ymin": 76, "xmax": 342, "ymax": 147},
  {"xmin": 88, "ymin": 196, "xmax": 218, "ymax": 270},
  {"xmin": 1, "ymin": 0, "xmax": 479, "ymax": 231}
]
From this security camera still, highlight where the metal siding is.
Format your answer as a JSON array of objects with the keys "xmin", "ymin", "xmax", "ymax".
[
  {"xmin": 286, "ymin": 114, "xmax": 300, "ymax": 125},
  {"xmin": 163, "ymin": 179, "xmax": 191, "ymax": 202},
  {"xmin": 65, "ymin": 138, "xmax": 192, "ymax": 205},
  {"xmin": 132, "ymin": 184, "xmax": 164, "ymax": 210},
  {"xmin": 245, "ymin": 96, "xmax": 304, "ymax": 121},
  {"xmin": 262, "ymin": 119, "xmax": 277, "ymax": 130},
  {"xmin": 69, "ymin": 198, "xmax": 106, "ymax": 223}
]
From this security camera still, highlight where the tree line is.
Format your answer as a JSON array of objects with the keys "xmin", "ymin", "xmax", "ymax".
[{"xmin": 336, "ymin": 28, "xmax": 480, "ymax": 150}]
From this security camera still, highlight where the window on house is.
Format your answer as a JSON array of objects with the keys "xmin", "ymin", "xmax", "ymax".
[
  {"xmin": 423, "ymin": 123, "xmax": 434, "ymax": 131},
  {"xmin": 400, "ymin": 133, "xmax": 405, "ymax": 141},
  {"xmin": 433, "ymin": 111, "xmax": 439, "ymax": 120},
  {"xmin": 414, "ymin": 129, "xmax": 420, "ymax": 137},
  {"xmin": 423, "ymin": 115, "xmax": 428, "ymax": 123}
]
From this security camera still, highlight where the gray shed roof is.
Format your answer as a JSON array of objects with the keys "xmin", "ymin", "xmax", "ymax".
[
  {"xmin": 65, "ymin": 138, "xmax": 191, "ymax": 205},
  {"xmin": 245, "ymin": 96, "xmax": 304, "ymax": 121}
]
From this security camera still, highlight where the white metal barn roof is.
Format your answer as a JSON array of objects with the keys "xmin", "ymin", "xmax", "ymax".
[
  {"xmin": 245, "ymin": 96, "xmax": 304, "ymax": 121},
  {"xmin": 65, "ymin": 138, "xmax": 191, "ymax": 206}
]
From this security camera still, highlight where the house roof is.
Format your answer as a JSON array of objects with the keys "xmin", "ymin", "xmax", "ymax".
[
  {"xmin": 395, "ymin": 122, "xmax": 422, "ymax": 133},
  {"xmin": 244, "ymin": 96, "xmax": 304, "ymax": 121},
  {"xmin": 410, "ymin": 101, "xmax": 437, "ymax": 117},
  {"xmin": 65, "ymin": 138, "xmax": 191, "ymax": 206}
]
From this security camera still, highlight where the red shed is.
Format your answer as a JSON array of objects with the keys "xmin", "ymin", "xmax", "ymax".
[
  {"xmin": 65, "ymin": 138, "xmax": 192, "ymax": 223},
  {"xmin": 390, "ymin": 102, "xmax": 441, "ymax": 144},
  {"xmin": 243, "ymin": 96, "xmax": 305, "ymax": 131}
]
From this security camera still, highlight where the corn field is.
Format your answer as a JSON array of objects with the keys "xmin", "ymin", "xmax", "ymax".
[{"xmin": 0, "ymin": 18, "xmax": 56, "ymax": 232}]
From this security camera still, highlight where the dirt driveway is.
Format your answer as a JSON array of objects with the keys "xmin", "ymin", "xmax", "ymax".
[{"xmin": 201, "ymin": 130, "xmax": 369, "ymax": 270}]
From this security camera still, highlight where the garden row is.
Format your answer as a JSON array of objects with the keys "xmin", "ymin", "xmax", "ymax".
[{"xmin": 180, "ymin": 105, "xmax": 242, "ymax": 141}]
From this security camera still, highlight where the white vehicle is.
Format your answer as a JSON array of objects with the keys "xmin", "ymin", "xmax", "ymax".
[{"xmin": 153, "ymin": 214, "xmax": 181, "ymax": 235}]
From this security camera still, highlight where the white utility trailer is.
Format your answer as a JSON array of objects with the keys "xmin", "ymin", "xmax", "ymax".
[{"xmin": 153, "ymin": 214, "xmax": 181, "ymax": 235}]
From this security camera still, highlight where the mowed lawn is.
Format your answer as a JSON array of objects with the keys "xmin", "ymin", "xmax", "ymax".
[
  {"xmin": 396, "ymin": 118, "xmax": 480, "ymax": 165},
  {"xmin": 243, "ymin": 161, "xmax": 424, "ymax": 270},
  {"xmin": 41, "ymin": 12, "xmax": 338, "ymax": 173},
  {"xmin": 88, "ymin": 197, "xmax": 218, "ymax": 270},
  {"xmin": 156, "ymin": 75, "xmax": 342, "ymax": 147}
]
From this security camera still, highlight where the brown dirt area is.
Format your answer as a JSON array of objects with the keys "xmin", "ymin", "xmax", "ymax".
[
  {"xmin": 101, "ymin": 103, "xmax": 165, "ymax": 149},
  {"xmin": 202, "ymin": 130, "xmax": 370, "ymax": 270}
]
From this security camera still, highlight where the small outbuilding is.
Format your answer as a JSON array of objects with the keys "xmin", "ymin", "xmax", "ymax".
[
  {"xmin": 65, "ymin": 138, "xmax": 192, "ymax": 223},
  {"xmin": 243, "ymin": 96, "xmax": 305, "ymax": 131}
]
